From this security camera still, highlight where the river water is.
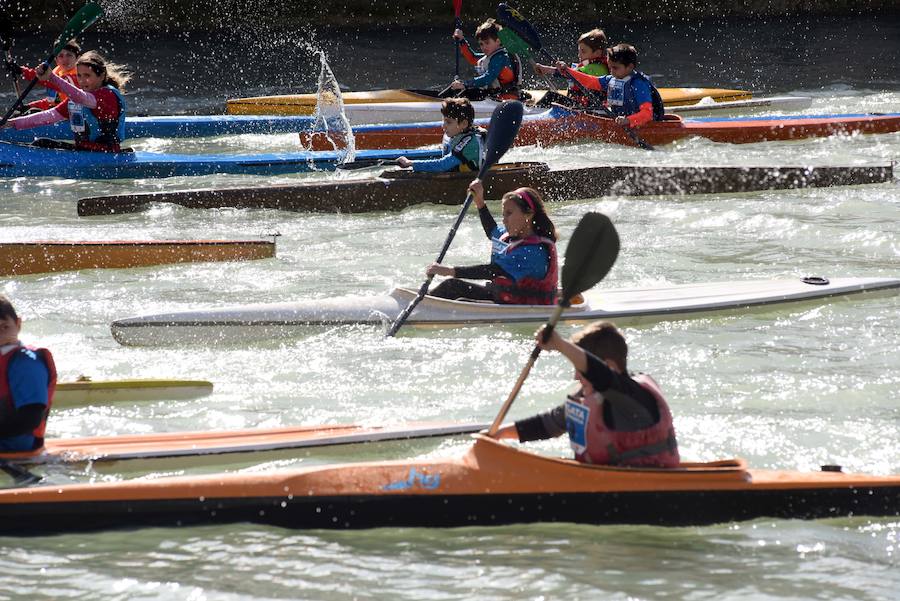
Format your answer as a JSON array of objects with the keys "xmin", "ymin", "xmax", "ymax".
[{"xmin": 0, "ymin": 14, "xmax": 899, "ymax": 601}]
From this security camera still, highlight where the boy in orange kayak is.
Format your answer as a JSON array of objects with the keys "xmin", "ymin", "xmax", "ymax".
[
  {"xmin": 22, "ymin": 39, "xmax": 81, "ymax": 113},
  {"xmin": 425, "ymin": 180, "xmax": 558, "ymax": 304},
  {"xmin": 534, "ymin": 28, "xmax": 609, "ymax": 107},
  {"xmin": 495, "ymin": 321, "xmax": 679, "ymax": 468},
  {"xmin": 396, "ymin": 98, "xmax": 486, "ymax": 172},
  {"xmin": 2, "ymin": 50, "xmax": 130, "ymax": 152},
  {"xmin": 448, "ymin": 18, "xmax": 522, "ymax": 100},
  {"xmin": 0, "ymin": 295, "xmax": 56, "ymax": 452},
  {"xmin": 558, "ymin": 43, "xmax": 664, "ymax": 129}
]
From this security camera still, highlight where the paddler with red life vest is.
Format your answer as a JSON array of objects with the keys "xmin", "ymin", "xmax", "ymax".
[
  {"xmin": 425, "ymin": 180, "xmax": 558, "ymax": 304},
  {"xmin": 396, "ymin": 98, "xmax": 486, "ymax": 172},
  {"xmin": 557, "ymin": 43, "xmax": 665, "ymax": 130},
  {"xmin": 0, "ymin": 295, "xmax": 56, "ymax": 453},
  {"xmin": 534, "ymin": 28, "xmax": 609, "ymax": 108},
  {"xmin": 448, "ymin": 19, "xmax": 522, "ymax": 101},
  {"xmin": 495, "ymin": 321, "xmax": 680, "ymax": 468},
  {"xmin": 1, "ymin": 51, "xmax": 130, "ymax": 152}
]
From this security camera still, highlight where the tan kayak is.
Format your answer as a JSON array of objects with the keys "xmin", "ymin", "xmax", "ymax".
[
  {"xmin": 0, "ymin": 239, "xmax": 276, "ymax": 276},
  {"xmin": 226, "ymin": 87, "xmax": 752, "ymax": 115},
  {"xmin": 55, "ymin": 378, "xmax": 214, "ymax": 408}
]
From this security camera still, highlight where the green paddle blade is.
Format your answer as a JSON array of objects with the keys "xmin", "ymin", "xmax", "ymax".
[
  {"xmin": 52, "ymin": 2, "xmax": 103, "ymax": 56},
  {"xmin": 560, "ymin": 212, "xmax": 620, "ymax": 302},
  {"xmin": 479, "ymin": 100, "xmax": 524, "ymax": 177},
  {"xmin": 498, "ymin": 28, "xmax": 533, "ymax": 60}
]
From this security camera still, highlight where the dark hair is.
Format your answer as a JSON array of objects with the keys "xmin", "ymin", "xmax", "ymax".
[
  {"xmin": 76, "ymin": 50, "xmax": 132, "ymax": 91},
  {"xmin": 571, "ymin": 321, "xmax": 628, "ymax": 371},
  {"xmin": 441, "ymin": 98, "xmax": 475, "ymax": 125},
  {"xmin": 503, "ymin": 187, "xmax": 557, "ymax": 242},
  {"xmin": 61, "ymin": 39, "xmax": 81, "ymax": 56},
  {"xmin": 578, "ymin": 29, "xmax": 608, "ymax": 53},
  {"xmin": 608, "ymin": 43, "xmax": 638, "ymax": 67},
  {"xmin": 475, "ymin": 19, "xmax": 501, "ymax": 41},
  {"xmin": 0, "ymin": 295, "xmax": 19, "ymax": 322}
]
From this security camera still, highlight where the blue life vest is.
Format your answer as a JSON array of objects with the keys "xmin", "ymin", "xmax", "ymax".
[
  {"xmin": 604, "ymin": 70, "xmax": 664, "ymax": 121},
  {"xmin": 68, "ymin": 85, "xmax": 127, "ymax": 148}
]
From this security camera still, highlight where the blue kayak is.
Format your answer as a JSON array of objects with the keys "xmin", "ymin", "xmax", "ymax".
[
  {"xmin": 0, "ymin": 141, "xmax": 442, "ymax": 179},
  {"xmin": 0, "ymin": 114, "xmax": 318, "ymax": 143}
]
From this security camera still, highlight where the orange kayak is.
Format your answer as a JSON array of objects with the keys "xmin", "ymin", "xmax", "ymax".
[
  {"xmin": 0, "ymin": 239, "xmax": 276, "ymax": 276},
  {"xmin": 301, "ymin": 107, "xmax": 900, "ymax": 151},
  {"xmin": 1, "ymin": 435, "xmax": 898, "ymax": 535}
]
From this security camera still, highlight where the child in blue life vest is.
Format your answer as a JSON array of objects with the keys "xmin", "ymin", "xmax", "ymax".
[
  {"xmin": 557, "ymin": 43, "xmax": 664, "ymax": 129},
  {"xmin": 447, "ymin": 18, "xmax": 522, "ymax": 101},
  {"xmin": 494, "ymin": 321, "xmax": 679, "ymax": 468},
  {"xmin": 2, "ymin": 51, "xmax": 131, "ymax": 152},
  {"xmin": 0, "ymin": 295, "xmax": 56, "ymax": 452},
  {"xmin": 534, "ymin": 28, "xmax": 609, "ymax": 107},
  {"xmin": 396, "ymin": 98, "xmax": 486, "ymax": 172},
  {"xmin": 425, "ymin": 180, "xmax": 558, "ymax": 305}
]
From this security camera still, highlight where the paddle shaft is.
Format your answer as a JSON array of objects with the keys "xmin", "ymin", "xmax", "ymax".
[
  {"xmin": 0, "ymin": 459, "xmax": 42, "ymax": 487},
  {"xmin": 384, "ymin": 190, "xmax": 476, "ymax": 337},
  {"xmin": 487, "ymin": 305, "xmax": 564, "ymax": 435}
]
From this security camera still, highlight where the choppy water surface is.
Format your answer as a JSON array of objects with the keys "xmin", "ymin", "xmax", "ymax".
[{"xmin": 0, "ymin": 14, "xmax": 898, "ymax": 601}]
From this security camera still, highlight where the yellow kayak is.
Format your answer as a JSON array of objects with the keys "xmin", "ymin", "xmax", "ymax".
[{"xmin": 226, "ymin": 87, "xmax": 752, "ymax": 116}]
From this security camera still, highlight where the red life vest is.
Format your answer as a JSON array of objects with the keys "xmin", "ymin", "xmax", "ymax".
[
  {"xmin": 565, "ymin": 373, "xmax": 679, "ymax": 467},
  {"xmin": 0, "ymin": 344, "xmax": 56, "ymax": 445},
  {"xmin": 491, "ymin": 235, "xmax": 558, "ymax": 305}
]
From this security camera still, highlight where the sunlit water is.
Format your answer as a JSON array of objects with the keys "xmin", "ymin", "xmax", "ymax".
[{"xmin": 0, "ymin": 14, "xmax": 898, "ymax": 601}]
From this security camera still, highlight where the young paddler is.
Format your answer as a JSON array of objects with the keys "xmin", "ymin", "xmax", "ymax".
[
  {"xmin": 534, "ymin": 28, "xmax": 609, "ymax": 107},
  {"xmin": 448, "ymin": 18, "xmax": 522, "ymax": 100},
  {"xmin": 396, "ymin": 98, "xmax": 486, "ymax": 172},
  {"xmin": 2, "ymin": 51, "xmax": 130, "ymax": 152},
  {"xmin": 425, "ymin": 180, "xmax": 558, "ymax": 304},
  {"xmin": 558, "ymin": 43, "xmax": 665, "ymax": 129},
  {"xmin": 0, "ymin": 295, "xmax": 56, "ymax": 453},
  {"xmin": 495, "ymin": 321, "xmax": 680, "ymax": 468},
  {"xmin": 21, "ymin": 39, "xmax": 81, "ymax": 113}
]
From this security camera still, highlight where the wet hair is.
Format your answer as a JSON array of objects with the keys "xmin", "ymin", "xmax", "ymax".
[
  {"xmin": 608, "ymin": 43, "xmax": 639, "ymax": 67},
  {"xmin": 76, "ymin": 50, "xmax": 132, "ymax": 91},
  {"xmin": 578, "ymin": 29, "xmax": 608, "ymax": 53},
  {"xmin": 475, "ymin": 19, "xmax": 502, "ymax": 42},
  {"xmin": 571, "ymin": 321, "xmax": 628, "ymax": 371},
  {"xmin": 441, "ymin": 98, "xmax": 475, "ymax": 125},
  {"xmin": 0, "ymin": 295, "xmax": 19, "ymax": 322},
  {"xmin": 60, "ymin": 39, "xmax": 81, "ymax": 56},
  {"xmin": 502, "ymin": 187, "xmax": 557, "ymax": 242}
]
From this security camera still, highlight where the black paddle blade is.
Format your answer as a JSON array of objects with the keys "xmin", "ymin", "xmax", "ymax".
[
  {"xmin": 479, "ymin": 100, "xmax": 524, "ymax": 177},
  {"xmin": 560, "ymin": 212, "xmax": 620, "ymax": 302},
  {"xmin": 52, "ymin": 3, "xmax": 103, "ymax": 56},
  {"xmin": 496, "ymin": 3, "xmax": 543, "ymax": 52}
]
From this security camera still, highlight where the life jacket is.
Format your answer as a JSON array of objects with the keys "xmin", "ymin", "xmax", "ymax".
[
  {"xmin": 0, "ymin": 344, "xmax": 56, "ymax": 448},
  {"xmin": 565, "ymin": 373, "xmax": 679, "ymax": 467},
  {"xmin": 68, "ymin": 84, "xmax": 127, "ymax": 151},
  {"xmin": 476, "ymin": 48, "xmax": 522, "ymax": 100},
  {"xmin": 491, "ymin": 234, "xmax": 558, "ymax": 305},
  {"xmin": 568, "ymin": 59, "xmax": 608, "ymax": 107},
  {"xmin": 605, "ymin": 70, "xmax": 665, "ymax": 121},
  {"xmin": 446, "ymin": 127, "xmax": 487, "ymax": 172}
]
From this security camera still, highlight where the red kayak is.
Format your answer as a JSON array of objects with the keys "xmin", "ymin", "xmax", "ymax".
[{"xmin": 301, "ymin": 107, "xmax": 900, "ymax": 151}]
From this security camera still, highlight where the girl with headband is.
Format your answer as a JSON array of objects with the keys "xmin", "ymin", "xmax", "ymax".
[{"xmin": 426, "ymin": 180, "xmax": 559, "ymax": 305}]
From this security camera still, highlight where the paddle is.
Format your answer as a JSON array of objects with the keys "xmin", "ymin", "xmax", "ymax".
[
  {"xmin": 487, "ymin": 212, "xmax": 620, "ymax": 436},
  {"xmin": 385, "ymin": 99, "xmax": 525, "ymax": 338},
  {"xmin": 495, "ymin": 3, "xmax": 655, "ymax": 151},
  {"xmin": 0, "ymin": 459, "xmax": 42, "ymax": 487},
  {"xmin": 453, "ymin": 0, "xmax": 463, "ymax": 77},
  {"xmin": 0, "ymin": 2, "xmax": 102, "ymax": 128},
  {"xmin": 336, "ymin": 158, "xmax": 400, "ymax": 171}
]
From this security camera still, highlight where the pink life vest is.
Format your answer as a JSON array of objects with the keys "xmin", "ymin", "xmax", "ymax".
[
  {"xmin": 0, "ymin": 343, "xmax": 57, "ymax": 444},
  {"xmin": 565, "ymin": 373, "xmax": 679, "ymax": 467},
  {"xmin": 491, "ymin": 235, "xmax": 559, "ymax": 305}
]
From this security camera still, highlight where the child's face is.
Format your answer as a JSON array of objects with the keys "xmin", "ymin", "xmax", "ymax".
[
  {"xmin": 56, "ymin": 49, "xmax": 77, "ymax": 69},
  {"xmin": 501, "ymin": 196, "xmax": 532, "ymax": 237},
  {"xmin": 76, "ymin": 65, "xmax": 103, "ymax": 91},
  {"xmin": 442, "ymin": 116, "xmax": 468, "ymax": 137},
  {"xmin": 575, "ymin": 370, "xmax": 595, "ymax": 396},
  {"xmin": 577, "ymin": 43, "xmax": 604, "ymax": 63},
  {"xmin": 608, "ymin": 60, "xmax": 635, "ymax": 78},
  {"xmin": 0, "ymin": 316, "xmax": 22, "ymax": 347},
  {"xmin": 478, "ymin": 35, "xmax": 502, "ymax": 55}
]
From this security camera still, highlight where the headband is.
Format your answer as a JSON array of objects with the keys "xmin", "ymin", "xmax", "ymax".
[{"xmin": 512, "ymin": 187, "xmax": 536, "ymax": 213}]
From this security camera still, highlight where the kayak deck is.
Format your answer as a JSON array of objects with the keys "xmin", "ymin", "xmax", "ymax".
[{"xmin": 1, "ymin": 436, "xmax": 897, "ymax": 535}]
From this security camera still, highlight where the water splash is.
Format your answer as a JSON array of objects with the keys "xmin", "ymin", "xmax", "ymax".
[{"xmin": 311, "ymin": 51, "xmax": 355, "ymax": 162}]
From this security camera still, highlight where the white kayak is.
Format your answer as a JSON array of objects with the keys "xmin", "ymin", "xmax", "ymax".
[
  {"xmin": 110, "ymin": 276, "xmax": 900, "ymax": 346},
  {"xmin": 333, "ymin": 96, "xmax": 813, "ymax": 125}
]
